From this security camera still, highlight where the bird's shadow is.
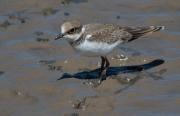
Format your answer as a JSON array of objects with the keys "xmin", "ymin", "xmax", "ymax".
[{"xmin": 57, "ymin": 59, "xmax": 165, "ymax": 81}]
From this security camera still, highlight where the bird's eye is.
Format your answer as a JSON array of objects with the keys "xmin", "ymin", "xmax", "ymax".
[{"xmin": 68, "ymin": 28, "xmax": 76, "ymax": 34}]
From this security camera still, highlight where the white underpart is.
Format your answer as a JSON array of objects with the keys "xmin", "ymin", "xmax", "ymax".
[
  {"xmin": 75, "ymin": 37, "xmax": 122, "ymax": 57},
  {"xmin": 61, "ymin": 25, "xmax": 122, "ymax": 56}
]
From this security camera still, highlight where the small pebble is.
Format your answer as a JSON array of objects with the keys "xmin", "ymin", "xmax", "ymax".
[
  {"xmin": 82, "ymin": 105, "xmax": 86, "ymax": 111},
  {"xmin": 34, "ymin": 31, "xmax": 44, "ymax": 36},
  {"xmin": 64, "ymin": 113, "xmax": 79, "ymax": 116},
  {"xmin": 61, "ymin": 0, "xmax": 71, "ymax": 5},
  {"xmin": 126, "ymin": 78, "xmax": 131, "ymax": 82},
  {"xmin": 0, "ymin": 20, "xmax": 12, "ymax": 28},
  {"xmin": 39, "ymin": 60, "xmax": 56, "ymax": 65},
  {"xmin": 18, "ymin": 18, "xmax": 26, "ymax": 24},
  {"xmin": 119, "ymin": 54, "xmax": 128, "ymax": 61},
  {"xmin": 64, "ymin": 60, "xmax": 68, "ymax": 64},
  {"xmin": 42, "ymin": 7, "xmax": 57, "ymax": 16},
  {"xmin": 0, "ymin": 71, "xmax": 4, "ymax": 76},
  {"xmin": 36, "ymin": 37, "xmax": 49, "ymax": 42},
  {"xmin": 64, "ymin": 12, "xmax": 70, "ymax": 16},
  {"xmin": 112, "ymin": 54, "xmax": 128, "ymax": 61},
  {"xmin": 116, "ymin": 15, "xmax": 121, "ymax": 19},
  {"xmin": 48, "ymin": 65, "xmax": 62, "ymax": 71},
  {"xmin": 17, "ymin": 91, "xmax": 22, "ymax": 96},
  {"xmin": 71, "ymin": 97, "xmax": 86, "ymax": 110}
]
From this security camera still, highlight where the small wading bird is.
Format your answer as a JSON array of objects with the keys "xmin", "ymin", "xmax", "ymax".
[{"xmin": 55, "ymin": 21, "xmax": 164, "ymax": 84}]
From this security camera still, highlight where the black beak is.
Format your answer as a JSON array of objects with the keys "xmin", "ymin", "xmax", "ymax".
[{"xmin": 54, "ymin": 33, "xmax": 64, "ymax": 40}]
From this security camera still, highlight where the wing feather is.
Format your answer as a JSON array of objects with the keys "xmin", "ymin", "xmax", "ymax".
[
  {"xmin": 84, "ymin": 24, "xmax": 164, "ymax": 43},
  {"xmin": 85, "ymin": 24, "xmax": 132, "ymax": 43}
]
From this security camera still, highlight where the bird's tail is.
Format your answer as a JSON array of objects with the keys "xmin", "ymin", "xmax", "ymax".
[{"xmin": 126, "ymin": 26, "xmax": 165, "ymax": 42}]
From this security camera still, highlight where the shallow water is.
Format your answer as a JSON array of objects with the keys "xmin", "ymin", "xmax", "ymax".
[{"xmin": 0, "ymin": 0, "xmax": 180, "ymax": 116}]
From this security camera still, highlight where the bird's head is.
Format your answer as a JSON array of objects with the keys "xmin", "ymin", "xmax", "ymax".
[{"xmin": 55, "ymin": 21, "xmax": 83, "ymax": 42}]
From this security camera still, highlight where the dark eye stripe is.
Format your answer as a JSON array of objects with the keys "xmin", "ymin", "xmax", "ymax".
[{"xmin": 67, "ymin": 27, "xmax": 80, "ymax": 34}]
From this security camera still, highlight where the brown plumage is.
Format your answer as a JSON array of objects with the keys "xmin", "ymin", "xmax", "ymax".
[
  {"xmin": 84, "ymin": 24, "xmax": 164, "ymax": 44},
  {"xmin": 123, "ymin": 26, "xmax": 165, "ymax": 42}
]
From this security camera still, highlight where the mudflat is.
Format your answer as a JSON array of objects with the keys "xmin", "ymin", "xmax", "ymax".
[{"xmin": 0, "ymin": 0, "xmax": 180, "ymax": 116}]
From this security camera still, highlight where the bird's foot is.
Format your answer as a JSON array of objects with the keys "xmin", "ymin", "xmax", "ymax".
[
  {"xmin": 83, "ymin": 74, "xmax": 106, "ymax": 88},
  {"xmin": 83, "ymin": 79, "xmax": 102, "ymax": 88}
]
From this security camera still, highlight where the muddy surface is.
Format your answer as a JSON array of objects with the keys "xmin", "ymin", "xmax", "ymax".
[{"xmin": 0, "ymin": 0, "xmax": 180, "ymax": 116}]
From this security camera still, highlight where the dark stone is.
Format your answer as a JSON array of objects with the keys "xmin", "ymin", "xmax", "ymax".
[
  {"xmin": 116, "ymin": 15, "xmax": 121, "ymax": 19},
  {"xmin": 64, "ymin": 12, "xmax": 70, "ymax": 16}
]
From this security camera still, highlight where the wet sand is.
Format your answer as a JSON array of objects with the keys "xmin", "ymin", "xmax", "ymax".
[{"xmin": 0, "ymin": 0, "xmax": 180, "ymax": 116}]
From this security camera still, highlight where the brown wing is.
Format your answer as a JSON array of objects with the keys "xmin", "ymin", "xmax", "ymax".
[
  {"xmin": 86, "ymin": 24, "xmax": 132, "ymax": 44},
  {"xmin": 85, "ymin": 24, "xmax": 164, "ymax": 43},
  {"xmin": 122, "ymin": 26, "xmax": 164, "ymax": 42}
]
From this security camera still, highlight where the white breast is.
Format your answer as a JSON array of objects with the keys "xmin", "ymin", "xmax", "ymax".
[{"xmin": 75, "ymin": 39, "xmax": 122, "ymax": 57}]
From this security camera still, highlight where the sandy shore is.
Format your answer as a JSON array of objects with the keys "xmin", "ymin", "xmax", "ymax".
[{"xmin": 0, "ymin": 0, "xmax": 180, "ymax": 116}]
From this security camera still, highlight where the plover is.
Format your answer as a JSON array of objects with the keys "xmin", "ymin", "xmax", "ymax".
[{"xmin": 55, "ymin": 21, "xmax": 164, "ymax": 84}]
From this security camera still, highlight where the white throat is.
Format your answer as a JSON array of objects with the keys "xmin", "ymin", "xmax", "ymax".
[{"xmin": 65, "ymin": 33, "xmax": 82, "ymax": 41}]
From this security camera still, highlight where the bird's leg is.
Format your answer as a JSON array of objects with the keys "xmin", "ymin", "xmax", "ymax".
[
  {"xmin": 98, "ymin": 56, "xmax": 106, "ymax": 77},
  {"xmin": 84, "ymin": 56, "xmax": 106, "ymax": 87},
  {"xmin": 104, "ymin": 56, "xmax": 110, "ymax": 78},
  {"xmin": 84, "ymin": 56, "xmax": 109, "ymax": 87},
  {"xmin": 98, "ymin": 56, "xmax": 109, "ymax": 84}
]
